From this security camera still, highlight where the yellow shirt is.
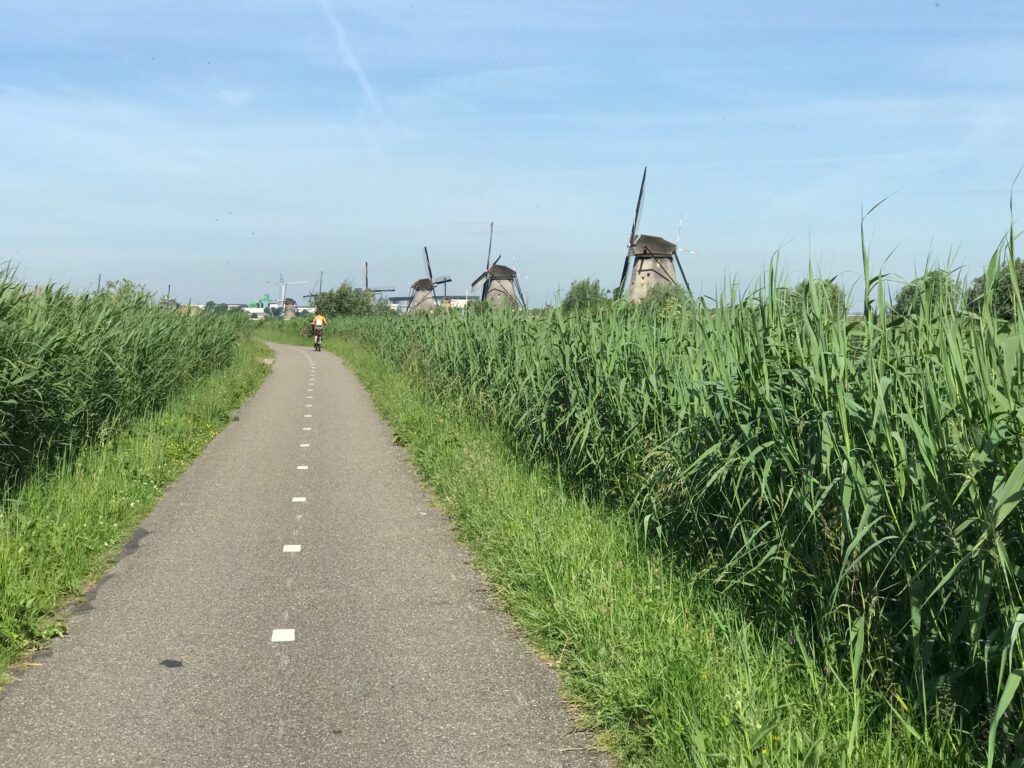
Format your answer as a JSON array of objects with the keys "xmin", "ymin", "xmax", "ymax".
[{"xmin": 312, "ymin": 314, "xmax": 327, "ymax": 328}]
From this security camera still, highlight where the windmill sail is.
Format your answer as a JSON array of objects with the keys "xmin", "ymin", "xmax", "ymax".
[
  {"xmin": 619, "ymin": 166, "xmax": 647, "ymax": 292},
  {"xmin": 486, "ymin": 222, "xmax": 493, "ymax": 269}
]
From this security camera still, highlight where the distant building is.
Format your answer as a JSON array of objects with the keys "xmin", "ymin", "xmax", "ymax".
[
  {"xmin": 439, "ymin": 295, "xmax": 477, "ymax": 309},
  {"xmin": 388, "ymin": 295, "xmax": 478, "ymax": 312}
]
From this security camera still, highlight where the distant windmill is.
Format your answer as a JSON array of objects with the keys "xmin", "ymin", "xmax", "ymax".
[
  {"xmin": 277, "ymin": 274, "xmax": 308, "ymax": 319},
  {"xmin": 303, "ymin": 271, "xmax": 324, "ymax": 306},
  {"xmin": 617, "ymin": 167, "xmax": 691, "ymax": 302},
  {"xmin": 471, "ymin": 222, "xmax": 525, "ymax": 308},
  {"xmin": 363, "ymin": 262, "xmax": 395, "ymax": 297},
  {"xmin": 408, "ymin": 247, "xmax": 451, "ymax": 313}
]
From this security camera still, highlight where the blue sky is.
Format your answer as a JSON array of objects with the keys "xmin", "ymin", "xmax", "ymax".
[{"xmin": 2, "ymin": 0, "xmax": 1022, "ymax": 306}]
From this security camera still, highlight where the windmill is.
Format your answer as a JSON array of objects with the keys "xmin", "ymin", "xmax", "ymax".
[
  {"xmin": 408, "ymin": 246, "xmax": 451, "ymax": 313},
  {"xmin": 363, "ymin": 262, "xmax": 395, "ymax": 298},
  {"xmin": 275, "ymin": 274, "xmax": 308, "ymax": 319},
  {"xmin": 617, "ymin": 167, "xmax": 691, "ymax": 302},
  {"xmin": 471, "ymin": 222, "xmax": 526, "ymax": 308},
  {"xmin": 303, "ymin": 271, "xmax": 324, "ymax": 306}
]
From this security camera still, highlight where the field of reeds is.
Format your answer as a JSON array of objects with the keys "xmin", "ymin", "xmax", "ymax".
[
  {"xmin": 0, "ymin": 272, "xmax": 246, "ymax": 490},
  {"xmin": 317, "ymin": 246, "xmax": 1024, "ymax": 764}
]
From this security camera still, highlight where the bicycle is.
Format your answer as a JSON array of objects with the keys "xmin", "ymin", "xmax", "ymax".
[{"xmin": 312, "ymin": 327, "xmax": 323, "ymax": 352}]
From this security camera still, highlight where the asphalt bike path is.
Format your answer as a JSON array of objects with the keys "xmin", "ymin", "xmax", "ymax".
[{"xmin": 0, "ymin": 342, "xmax": 611, "ymax": 767}]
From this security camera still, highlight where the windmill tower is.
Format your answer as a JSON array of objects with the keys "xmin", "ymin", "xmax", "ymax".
[
  {"xmin": 471, "ymin": 222, "xmax": 526, "ymax": 308},
  {"xmin": 408, "ymin": 247, "xmax": 451, "ymax": 313},
  {"xmin": 617, "ymin": 167, "xmax": 691, "ymax": 302}
]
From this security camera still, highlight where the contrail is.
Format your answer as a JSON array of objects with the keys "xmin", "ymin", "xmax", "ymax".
[{"xmin": 317, "ymin": 0, "xmax": 382, "ymax": 113}]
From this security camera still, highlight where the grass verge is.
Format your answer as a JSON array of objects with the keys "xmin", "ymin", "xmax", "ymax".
[
  {"xmin": 0, "ymin": 338, "xmax": 270, "ymax": 677},
  {"xmin": 322, "ymin": 333, "xmax": 968, "ymax": 768}
]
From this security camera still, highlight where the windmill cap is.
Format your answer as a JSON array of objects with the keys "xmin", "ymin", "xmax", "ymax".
[
  {"xmin": 411, "ymin": 278, "xmax": 435, "ymax": 290},
  {"xmin": 487, "ymin": 264, "xmax": 516, "ymax": 279},
  {"xmin": 631, "ymin": 235, "xmax": 676, "ymax": 256}
]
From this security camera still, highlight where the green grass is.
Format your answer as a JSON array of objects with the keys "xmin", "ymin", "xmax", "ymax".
[
  {"xmin": 257, "ymin": 319, "xmax": 312, "ymax": 346},
  {"xmin": 0, "ymin": 338, "xmax": 270, "ymax": 675},
  {"xmin": 302, "ymin": 331, "xmax": 965, "ymax": 767}
]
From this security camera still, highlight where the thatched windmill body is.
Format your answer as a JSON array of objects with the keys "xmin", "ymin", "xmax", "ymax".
[
  {"xmin": 618, "ymin": 167, "xmax": 691, "ymax": 302},
  {"xmin": 408, "ymin": 247, "xmax": 451, "ymax": 313},
  {"xmin": 471, "ymin": 223, "xmax": 525, "ymax": 308}
]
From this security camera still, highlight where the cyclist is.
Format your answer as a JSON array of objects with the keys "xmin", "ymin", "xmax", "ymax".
[{"xmin": 310, "ymin": 310, "xmax": 327, "ymax": 351}]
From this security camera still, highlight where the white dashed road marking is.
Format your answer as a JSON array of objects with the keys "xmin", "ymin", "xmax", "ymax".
[
  {"xmin": 297, "ymin": 465, "xmax": 308, "ymax": 470},
  {"xmin": 271, "ymin": 629, "xmax": 295, "ymax": 642},
  {"xmin": 292, "ymin": 497, "xmax": 306, "ymax": 503},
  {"xmin": 300, "ymin": 443, "xmax": 310, "ymax": 447},
  {"xmin": 283, "ymin": 545, "xmax": 302, "ymax": 553}
]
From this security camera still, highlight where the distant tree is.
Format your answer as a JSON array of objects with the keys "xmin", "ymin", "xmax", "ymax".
[
  {"xmin": 785, "ymin": 278, "xmax": 847, "ymax": 322},
  {"xmin": 99, "ymin": 279, "xmax": 154, "ymax": 305},
  {"xmin": 315, "ymin": 281, "xmax": 377, "ymax": 316},
  {"xmin": 965, "ymin": 259, "xmax": 1024, "ymax": 319},
  {"xmin": 640, "ymin": 283, "xmax": 693, "ymax": 317},
  {"xmin": 892, "ymin": 269, "xmax": 962, "ymax": 317},
  {"xmin": 561, "ymin": 279, "xmax": 608, "ymax": 312},
  {"xmin": 201, "ymin": 301, "xmax": 230, "ymax": 314}
]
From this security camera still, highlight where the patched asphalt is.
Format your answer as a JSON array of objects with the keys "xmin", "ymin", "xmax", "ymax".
[{"xmin": 0, "ymin": 342, "xmax": 612, "ymax": 768}]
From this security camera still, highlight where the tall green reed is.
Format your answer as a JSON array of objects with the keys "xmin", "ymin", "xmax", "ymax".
[
  {"xmin": 334, "ymin": 243, "xmax": 1023, "ymax": 762},
  {"xmin": 0, "ymin": 271, "xmax": 246, "ymax": 490}
]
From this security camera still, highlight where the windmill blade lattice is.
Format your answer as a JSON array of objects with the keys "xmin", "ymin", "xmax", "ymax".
[
  {"xmin": 620, "ymin": 166, "xmax": 647, "ymax": 292},
  {"xmin": 423, "ymin": 246, "xmax": 434, "ymax": 283},
  {"xmin": 486, "ymin": 222, "xmax": 494, "ymax": 269}
]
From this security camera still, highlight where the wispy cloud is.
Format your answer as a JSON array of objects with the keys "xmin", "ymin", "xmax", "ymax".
[{"xmin": 317, "ymin": 0, "xmax": 383, "ymax": 115}]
